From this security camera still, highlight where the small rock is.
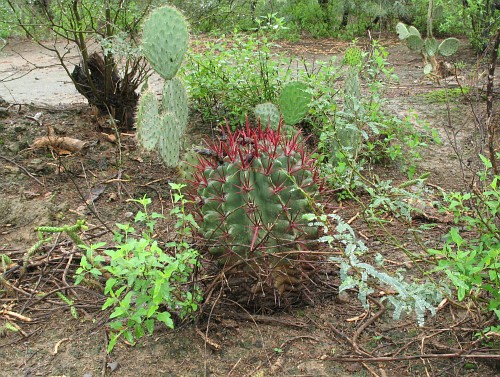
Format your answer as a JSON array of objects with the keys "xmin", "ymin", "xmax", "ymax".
[
  {"xmin": 6, "ymin": 141, "xmax": 20, "ymax": 154},
  {"xmin": 28, "ymin": 158, "xmax": 45, "ymax": 172},
  {"xmin": 336, "ymin": 292, "xmax": 350, "ymax": 304},
  {"xmin": 296, "ymin": 360, "xmax": 327, "ymax": 376},
  {"xmin": 107, "ymin": 361, "xmax": 119, "ymax": 372}
]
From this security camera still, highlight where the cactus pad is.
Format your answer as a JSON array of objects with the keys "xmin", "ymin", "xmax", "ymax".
[
  {"xmin": 136, "ymin": 90, "xmax": 160, "ymax": 151},
  {"xmin": 425, "ymin": 38, "xmax": 439, "ymax": 57},
  {"xmin": 162, "ymin": 77, "xmax": 189, "ymax": 132},
  {"xmin": 408, "ymin": 26, "xmax": 421, "ymax": 38},
  {"xmin": 396, "ymin": 22, "xmax": 410, "ymax": 40},
  {"xmin": 438, "ymin": 38, "xmax": 459, "ymax": 57},
  {"xmin": 254, "ymin": 102, "xmax": 281, "ymax": 129},
  {"xmin": 136, "ymin": 6, "xmax": 190, "ymax": 168},
  {"xmin": 157, "ymin": 112, "xmax": 182, "ymax": 166},
  {"xmin": 406, "ymin": 34, "xmax": 424, "ymax": 52},
  {"xmin": 344, "ymin": 68, "xmax": 361, "ymax": 112},
  {"xmin": 279, "ymin": 81, "xmax": 311, "ymax": 126},
  {"xmin": 142, "ymin": 6, "xmax": 189, "ymax": 80}
]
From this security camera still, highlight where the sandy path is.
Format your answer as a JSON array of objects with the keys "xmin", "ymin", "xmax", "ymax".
[{"xmin": 0, "ymin": 39, "xmax": 86, "ymax": 106}]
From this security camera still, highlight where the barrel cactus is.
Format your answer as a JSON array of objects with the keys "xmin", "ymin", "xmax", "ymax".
[
  {"xmin": 136, "ymin": 6, "xmax": 189, "ymax": 167},
  {"xmin": 189, "ymin": 120, "xmax": 324, "ymax": 309}
]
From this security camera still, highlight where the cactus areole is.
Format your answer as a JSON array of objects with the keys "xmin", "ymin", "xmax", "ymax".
[{"xmin": 191, "ymin": 120, "xmax": 323, "ymax": 265}]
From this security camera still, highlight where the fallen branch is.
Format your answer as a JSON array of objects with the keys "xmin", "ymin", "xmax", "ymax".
[
  {"xmin": 329, "ymin": 352, "xmax": 500, "ymax": 362},
  {"xmin": 0, "ymin": 309, "xmax": 32, "ymax": 322}
]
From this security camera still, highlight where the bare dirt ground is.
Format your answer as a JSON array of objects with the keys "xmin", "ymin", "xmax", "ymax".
[{"xmin": 0, "ymin": 36, "xmax": 499, "ymax": 377}]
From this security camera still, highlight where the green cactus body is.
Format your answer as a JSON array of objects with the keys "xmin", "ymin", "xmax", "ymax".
[
  {"xmin": 189, "ymin": 121, "xmax": 323, "ymax": 307},
  {"xmin": 162, "ymin": 77, "xmax": 189, "ymax": 132},
  {"xmin": 194, "ymin": 122, "xmax": 321, "ymax": 262},
  {"xmin": 136, "ymin": 90, "xmax": 160, "ymax": 151},
  {"xmin": 278, "ymin": 81, "xmax": 312, "ymax": 126},
  {"xmin": 157, "ymin": 112, "xmax": 181, "ymax": 166},
  {"xmin": 425, "ymin": 38, "xmax": 439, "ymax": 57},
  {"xmin": 344, "ymin": 67, "xmax": 361, "ymax": 112},
  {"xmin": 408, "ymin": 26, "xmax": 421, "ymax": 38},
  {"xmin": 332, "ymin": 123, "xmax": 361, "ymax": 163},
  {"xmin": 396, "ymin": 22, "xmax": 410, "ymax": 40},
  {"xmin": 254, "ymin": 102, "xmax": 281, "ymax": 129},
  {"xmin": 136, "ymin": 6, "xmax": 190, "ymax": 167}
]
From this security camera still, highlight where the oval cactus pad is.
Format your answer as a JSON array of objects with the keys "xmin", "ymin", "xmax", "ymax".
[{"xmin": 142, "ymin": 6, "xmax": 189, "ymax": 80}]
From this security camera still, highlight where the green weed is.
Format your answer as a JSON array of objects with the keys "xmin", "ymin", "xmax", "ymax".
[
  {"xmin": 75, "ymin": 184, "xmax": 201, "ymax": 352},
  {"xmin": 420, "ymin": 87, "xmax": 470, "ymax": 103},
  {"xmin": 428, "ymin": 155, "xmax": 500, "ymax": 334}
]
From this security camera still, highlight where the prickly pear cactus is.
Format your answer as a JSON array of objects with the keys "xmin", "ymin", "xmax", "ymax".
[
  {"xmin": 142, "ymin": 6, "xmax": 189, "ymax": 81},
  {"xmin": 189, "ymin": 120, "xmax": 324, "ymax": 309},
  {"xmin": 406, "ymin": 34, "xmax": 424, "ymax": 51},
  {"xmin": 136, "ymin": 90, "xmax": 160, "ymax": 151},
  {"xmin": 136, "ymin": 6, "xmax": 190, "ymax": 167},
  {"xmin": 278, "ymin": 81, "xmax": 311, "ymax": 126},
  {"xmin": 396, "ymin": 22, "xmax": 459, "ymax": 76},
  {"xmin": 254, "ymin": 102, "xmax": 281, "ymax": 129},
  {"xmin": 425, "ymin": 38, "xmax": 439, "ymax": 57},
  {"xmin": 438, "ymin": 38, "xmax": 459, "ymax": 56}
]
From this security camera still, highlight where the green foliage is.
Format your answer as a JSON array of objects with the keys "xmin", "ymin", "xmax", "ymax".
[
  {"xmin": 428, "ymin": 156, "xmax": 500, "ymax": 332},
  {"xmin": 440, "ymin": 0, "xmax": 500, "ymax": 51},
  {"xmin": 308, "ymin": 212, "xmax": 446, "ymax": 326},
  {"xmin": 285, "ymin": 0, "xmax": 331, "ymax": 38},
  {"xmin": 313, "ymin": 41, "xmax": 435, "ymax": 196},
  {"xmin": 75, "ymin": 189, "xmax": 201, "ymax": 353},
  {"xmin": 183, "ymin": 35, "xmax": 283, "ymax": 124},
  {"xmin": 0, "ymin": 2, "xmax": 19, "ymax": 38},
  {"xmin": 136, "ymin": 6, "xmax": 189, "ymax": 167},
  {"xmin": 419, "ymin": 87, "xmax": 470, "ymax": 103}
]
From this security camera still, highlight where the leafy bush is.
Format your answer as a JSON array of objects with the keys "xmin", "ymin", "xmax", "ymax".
[
  {"xmin": 429, "ymin": 156, "xmax": 500, "ymax": 332},
  {"xmin": 313, "ymin": 42, "xmax": 437, "ymax": 197},
  {"xmin": 285, "ymin": 0, "xmax": 331, "ymax": 38},
  {"xmin": 183, "ymin": 35, "xmax": 285, "ymax": 125},
  {"xmin": 75, "ymin": 186, "xmax": 201, "ymax": 352}
]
